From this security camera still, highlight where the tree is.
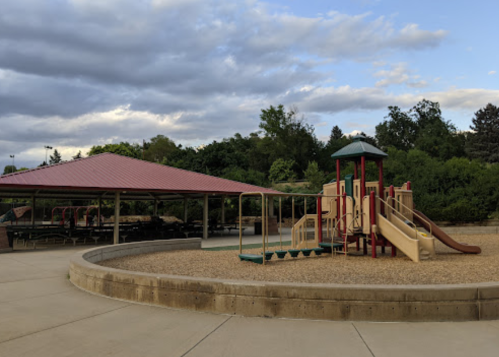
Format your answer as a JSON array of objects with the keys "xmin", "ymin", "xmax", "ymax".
[
  {"xmin": 72, "ymin": 151, "xmax": 83, "ymax": 160},
  {"xmin": 49, "ymin": 149, "xmax": 62, "ymax": 164},
  {"xmin": 467, "ymin": 103, "xmax": 499, "ymax": 163},
  {"xmin": 376, "ymin": 106, "xmax": 417, "ymax": 151},
  {"xmin": 304, "ymin": 161, "xmax": 325, "ymax": 192},
  {"xmin": 144, "ymin": 135, "xmax": 178, "ymax": 163},
  {"xmin": 88, "ymin": 142, "xmax": 142, "ymax": 159},
  {"xmin": 3, "ymin": 165, "xmax": 16, "ymax": 175},
  {"xmin": 269, "ymin": 159, "xmax": 296, "ymax": 183}
]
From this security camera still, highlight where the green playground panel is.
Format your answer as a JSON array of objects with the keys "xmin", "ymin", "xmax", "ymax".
[
  {"xmin": 312, "ymin": 247, "xmax": 325, "ymax": 256},
  {"xmin": 275, "ymin": 250, "xmax": 288, "ymax": 259},
  {"xmin": 301, "ymin": 248, "xmax": 313, "ymax": 257},
  {"xmin": 288, "ymin": 249, "xmax": 301, "ymax": 258},
  {"xmin": 238, "ymin": 254, "xmax": 263, "ymax": 264}
]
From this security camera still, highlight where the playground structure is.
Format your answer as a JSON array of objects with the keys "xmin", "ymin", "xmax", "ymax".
[
  {"xmin": 51, "ymin": 206, "xmax": 98, "ymax": 227},
  {"xmin": 239, "ymin": 135, "xmax": 481, "ymax": 264}
]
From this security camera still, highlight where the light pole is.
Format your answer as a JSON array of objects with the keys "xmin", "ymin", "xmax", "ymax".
[
  {"xmin": 44, "ymin": 146, "xmax": 52, "ymax": 165},
  {"xmin": 9, "ymin": 155, "xmax": 14, "ymax": 173}
]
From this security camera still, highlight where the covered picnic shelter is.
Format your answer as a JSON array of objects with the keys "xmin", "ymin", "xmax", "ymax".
[{"xmin": 0, "ymin": 153, "xmax": 279, "ymax": 243}]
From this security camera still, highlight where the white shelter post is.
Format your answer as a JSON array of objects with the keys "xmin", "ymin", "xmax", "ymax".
[
  {"xmin": 114, "ymin": 192, "xmax": 120, "ymax": 245},
  {"xmin": 203, "ymin": 194, "xmax": 209, "ymax": 239}
]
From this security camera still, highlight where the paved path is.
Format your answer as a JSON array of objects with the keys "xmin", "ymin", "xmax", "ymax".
[{"xmin": 1, "ymin": 245, "xmax": 499, "ymax": 357}]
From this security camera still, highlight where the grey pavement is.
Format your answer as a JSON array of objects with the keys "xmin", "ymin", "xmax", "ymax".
[{"xmin": 1, "ymin": 243, "xmax": 499, "ymax": 357}]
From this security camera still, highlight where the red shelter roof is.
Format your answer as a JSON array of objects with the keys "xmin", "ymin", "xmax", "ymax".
[{"xmin": 0, "ymin": 153, "xmax": 279, "ymax": 200}]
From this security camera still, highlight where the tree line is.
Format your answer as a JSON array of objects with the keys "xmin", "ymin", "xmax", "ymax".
[{"xmin": 4, "ymin": 100, "xmax": 499, "ymax": 223}]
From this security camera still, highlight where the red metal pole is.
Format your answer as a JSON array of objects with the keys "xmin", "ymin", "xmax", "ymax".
[
  {"xmin": 317, "ymin": 197, "xmax": 322, "ymax": 243},
  {"xmin": 361, "ymin": 156, "xmax": 366, "ymax": 198},
  {"xmin": 407, "ymin": 181, "xmax": 411, "ymax": 190},
  {"xmin": 336, "ymin": 159, "xmax": 341, "ymax": 232},
  {"xmin": 389, "ymin": 185, "xmax": 397, "ymax": 257},
  {"xmin": 370, "ymin": 190, "xmax": 376, "ymax": 258},
  {"xmin": 343, "ymin": 192, "xmax": 347, "ymax": 252},
  {"xmin": 354, "ymin": 161, "xmax": 358, "ymax": 180},
  {"xmin": 378, "ymin": 160, "xmax": 384, "ymax": 214}
]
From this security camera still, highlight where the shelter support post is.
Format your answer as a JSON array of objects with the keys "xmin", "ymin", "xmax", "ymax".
[
  {"xmin": 361, "ymin": 156, "xmax": 366, "ymax": 199},
  {"xmin": 31, "ymin": 194, "xmax": 35, "ymax": 226},
  {"xmin": 153, "ymin": 200, "xmax": 158, "ymax": 216},
  {"xmin": 98, "ymin": 197, "xmax": 102, "ymax": 226},
  {"xmin": 336, "ymin": 159, "xmax": 341, "ymax": 230},
  {"xmin": 203, "ymin": 194, "xmax": 208, "ymax": 239},
  {"xmin": 221, "ymin": 195, "xmax": 225, "ymax": 228},
  {"xmin": 114, "ymin": 192, "xmax": 120, "ymax": 245},
  {"xmin": 183, "ymin": 198, "xmax": 188, "ymax": 223}
]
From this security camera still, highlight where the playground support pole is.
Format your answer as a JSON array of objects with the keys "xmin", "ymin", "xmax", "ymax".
[
  {"xmin": 378, "ymin": 159, "xmax": 384, "ymax": 214},
  {"xmin": 279, "ymin": 197, "xmax": 282, "ymax": 250},
  {"xmin": 262, "ymin": 195, "xmax": 266, "ymax": 266},
  {"xmin": 113, "ymin": 192, "xmax": 120, "ymax": 245},
  {"xmin": 336, "ymin": 159, "xmax": 341, "ymax": 231},
  {"xmin": 389, "ymin": 185, "xmax": 397, "ymax": 257},
  {"xmin": 239, "ymin": 195, "xmax": 242, "ymax": 254},
  {"xmin": 370, "ymin": 191, "xmax": 376, "ymax": 258},
  {"xmin": 361, "ymin": 156, "xmax": 366, "ymax": 199},
  {"xmin": 407, "ymin": 181, "xmax": 411, "ymax": 191},
  {"xmin": 203, "ymin": 194, "xmax": 208, "ymax": 240},
  {"xmin": 292, "ymin": 197, "xmax": 295, "ymax": 248},
  {"xmin": 317, "ymin": 197, "xmax": 322, "ymax": 243},
  {"xmin": 343, "ymin": 192, "xmax": 347, "ymax": 253}
]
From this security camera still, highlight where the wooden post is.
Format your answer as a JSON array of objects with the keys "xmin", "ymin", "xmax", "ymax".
[
  {"xmin": 390, "ymin": 185, "xmax": 397, "ymax": 257},
  {"xmin": 203, "ymin": 194, "xmax": 208, "ymax": 239},
  {"xmin": 342, "ymin": 192, "xmax": 347, "ymax": 253},
  {"xmin": 317, "ymin": 197, "xmax": 322, "ymax": 243},
  {"xmin": 114, "ymin": 192, "xmax": 120, "ymax": 245}
]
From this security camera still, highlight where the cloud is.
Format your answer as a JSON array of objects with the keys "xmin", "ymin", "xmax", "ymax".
[
  {"xmin": 373, "ymin": 63, "xmax": 428, "ymax": 88},
  {"xmin": 0, "ymin": 0, "xmax": 451, "ymax": 168},
  {"xmin": 489, "ymin": 71, "xmax": 496, "ymax": 75}
]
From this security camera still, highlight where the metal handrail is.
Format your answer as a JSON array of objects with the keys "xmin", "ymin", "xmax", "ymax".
[
  {"xmin": 330, "ymin": 212, "xmax": 354, "ymax": 257},
  {"xmin": 380, "ymin": 196, "xmax": 432, "ymax": 239}
]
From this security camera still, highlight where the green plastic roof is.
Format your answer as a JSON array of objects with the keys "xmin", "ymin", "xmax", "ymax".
[{"xmin": 331, "ymin": 135, "xmax": 388, "ymax": 160}]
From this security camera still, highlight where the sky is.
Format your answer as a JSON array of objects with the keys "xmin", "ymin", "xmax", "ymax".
[{"xmin": 1, "ymin": 0, "xmax": 498, "ymax": 169}]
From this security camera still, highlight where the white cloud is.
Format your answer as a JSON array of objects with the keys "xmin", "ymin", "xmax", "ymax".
[
  {"xmin": 373, "ymin": 63, "xmax": 428, "ymax": 88},
  {"xmin": 489, "ymin": 71, "xmax": 496, "ymax": 75}
]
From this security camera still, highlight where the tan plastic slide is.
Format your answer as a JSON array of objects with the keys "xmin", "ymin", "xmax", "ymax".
[{"xmin": 376, "ymin": 214, "xmax": 435, "ymax": 262}]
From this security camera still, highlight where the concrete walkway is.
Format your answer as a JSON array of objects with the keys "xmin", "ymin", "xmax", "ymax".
[{"xmin": 1, "ymin": 245, "xmax": 499, "ymax": 356}]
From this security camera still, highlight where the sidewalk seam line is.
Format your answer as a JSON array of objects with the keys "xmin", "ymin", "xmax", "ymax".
[
  {"xmin": 352, "ymin": 322, "xmax": 376, "ymax": 357},
  {"xmin": 0, "ymin": 304, "xmax": 131, "ymax": 345},
  {"xmin": 181, "ymin": 316, "xmax": 233, "ymax": 357}
]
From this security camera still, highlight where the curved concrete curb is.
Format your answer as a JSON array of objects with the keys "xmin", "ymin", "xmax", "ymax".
[{"xmin": 69, "ymin": 240, "xmax": 499, "ymax": 322}]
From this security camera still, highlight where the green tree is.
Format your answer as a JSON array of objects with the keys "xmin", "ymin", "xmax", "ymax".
[
  {"xmin": 49, "ymin": 149, "xmax": 62, "ymax": 164},
  {"xmin": 88, "ymin": 142, "xmax": 142, "ymax": 159},
  {"xmin": 304, "ymin": 161, "xmax": 325, "ymax": 192},
  {"xmin": 467, "ymin": 103, "xmax": 499, "ymax": 163},
  {"xmin": 72, "ymin": 151, "xmax": 82, "ymax": 160},
  {"xmin": 144, "ymin": 135, "xmax": 178, "ymax": 163},
  {"xmin": 269, "ymin": 158, "xmax": 296, "ymax": 182},
  {"xmin": 3, "ymin": 165, "xmax": 16, "ymax": 175},
  {"xmin": 376, "ymin": 106, "xmax": 417, "ymax": 151}
]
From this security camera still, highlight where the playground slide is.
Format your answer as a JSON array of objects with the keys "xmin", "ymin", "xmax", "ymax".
[
  {"xmin": 387, "ymin": 213, "xmax": 436, "ymax": 257},
  {"xmin": 377, "ymin": 214, "xmax": 422, "ymax": 262},
  {"xmin": 413, "ymin": 210, "xmax": 481, "ymax": 254}
]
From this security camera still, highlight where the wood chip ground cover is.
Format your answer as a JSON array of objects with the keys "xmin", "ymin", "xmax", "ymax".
[{"xmin": 98, "ymin": 234, "xmax": 499, "ymax": 285}]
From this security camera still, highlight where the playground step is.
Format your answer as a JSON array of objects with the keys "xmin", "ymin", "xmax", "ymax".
[
  {"xmin": 319, "ymin": 242, "xmax": 344, "ymax": 250},
  {"xmin": 238, "ymin": 254, "xmax": 263, "ymax": 264}
]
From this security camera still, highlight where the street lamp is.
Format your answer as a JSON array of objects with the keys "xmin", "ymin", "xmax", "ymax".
[
  {"xmin": 9, "ymin": 155, "xmax": 14, "ymax": 173},
  {"xmin": 44, "ymin": 146, "xmax": 52, "ymax": 165}
]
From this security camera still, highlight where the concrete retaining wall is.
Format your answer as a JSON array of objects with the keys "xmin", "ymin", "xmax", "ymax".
[{"xmin": 70, "ymin": 239, "xmax": 499, "ymax": 322}]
